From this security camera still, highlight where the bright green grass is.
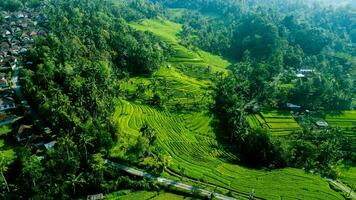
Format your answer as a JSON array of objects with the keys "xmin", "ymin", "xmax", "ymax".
[
  {"xmin": 151, "ymin": 192, "xmax": 190, "ymax": 200},
  {"xmin": 105, "ymin": 190, "xmax": 157, "ymax": 200},
  {"xmin": 105, "ymin": 190, "xmax": 191, "ymax": 200},
  {"xmin": 127, "ymin": 19, "xmax": 230, "ymax": 110},
  {"xmin": 131, "ymin": 19, "xmax": 229, "ymax": 74},
  {"xmin": 0, "ymin": 126, "xmax": 11, "ymax": 136},
  {"xmin": 326, "ymin": 111, "xmax": 356, "ymax": 148},
  {"xmin": 326, "ymin": 111, "xmax": 356, "ymax": 129},
  {"xmin": 0, "ymin": 148, "xmax": 15, "ymax": 163},
  {"xmin": 247, "ymin": 112, "xmax": 301, "ymax": 136},
  {"xmin": 0, "ymin": 126, "xmax": 16, "ymax": 165},
  {"xmin": 336, "ymin": 162, "xmax": 356, "ymax": 190},
  {"xmin": 247, "ymin": 115, "xmax": 261, "ymax": 128},
  {"xmin": 111, "ymin": 19, "xmax": 343, "ymax": 199}
]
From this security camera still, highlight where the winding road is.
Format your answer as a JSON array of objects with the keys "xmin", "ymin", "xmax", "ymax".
[{"xmin": 106, "ymin": 160, "xmax": 238, "ymax": 200}]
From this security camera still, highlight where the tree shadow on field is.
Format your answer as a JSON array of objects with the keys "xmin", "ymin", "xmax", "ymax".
[{"xmin": 209, "ymin": 113, "xmax": 240, "ymax": 164}]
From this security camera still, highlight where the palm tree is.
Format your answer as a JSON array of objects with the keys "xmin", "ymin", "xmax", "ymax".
[
  {"xmin": 80, "ymin": 134, "xmax": 94, "ymax": 162},
  {"xmin": 58, "ymin": 135, "xmax": 75, "ymax": 160},
  {"xmin": 65, "ymin": 172, "xmax": 85, "ymax": 195}
]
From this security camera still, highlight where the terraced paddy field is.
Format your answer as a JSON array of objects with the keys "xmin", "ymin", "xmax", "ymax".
[
  {"xmin": 110, "ymin": 19, "xmax": 344, "ymax": 199},
  {"xmin": 336, "ymin": 162, "xmax": 356, "ymax": 191},
  {"xmin": 326, "ymin": 111, "xmax": 356, "ymax": 141},
  {"xmin": 106, "ymin": 190, "xmax": 191, "ymax": 200},
  {"xmin": 326, "ymin": 111, "xmax": 356, "ymax": 128},
  {"xmin": 111, "ymin": 99, "xmax": 343, "ymax": 200},
  {"xmin": 131, "ymin": 19, "xmax": 230, "ymax": 73},
  {"xmin": 247, "ymin": 111, "xmax": 302, "ymax": 136},
  {"xmin": 326, "ymin": 111, "xmax": 356, "ymax": 190}
]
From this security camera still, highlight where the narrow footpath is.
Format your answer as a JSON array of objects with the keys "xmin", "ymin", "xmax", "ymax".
[{"xmin": 327, "ymin": 179, "xmax": 356, "ymax": 199}]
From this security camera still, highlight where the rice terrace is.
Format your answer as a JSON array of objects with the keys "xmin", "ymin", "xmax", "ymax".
[{"xmin": 0, "ymin": 0, "xmax": 355, "ymax": 199}]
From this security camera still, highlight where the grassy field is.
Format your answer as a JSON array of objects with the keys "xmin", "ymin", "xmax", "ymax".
[
  {"xmin": 326, "ymin": 110, "xmax": 356, "ymax": 139},
  {"xmin": 326, "ymin": 111, "xmax": 356, "ymax": 127},
  {"xmin": 111, "ymin": 99, "xmax": 343, "ymax": 200},
  {"xmin": 110, "ymin": 19, "xmax": 344, "ymax": 199},
  {"xmin": 336, "ymin": 162, "xmax": 356, "ymax": 191},
  {"xmin": 248, "ymin": 111, "xmax": 302, "ymax": 136},
  {"xmin": 0, "ymin": 126, "xmax": 16, "ymax": 170},
  {"xmin": 105, "ymin": 190, "xmax": 192, "ymax": 200}
]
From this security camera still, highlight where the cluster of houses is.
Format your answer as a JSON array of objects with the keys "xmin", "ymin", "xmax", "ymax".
[
  {"xmin": 0, "ymin": 9, "xmax": 55, "ymax": 149},
  {"xmin": 0, "ymin": 10, "xmax": 37, "ymax": 127}
]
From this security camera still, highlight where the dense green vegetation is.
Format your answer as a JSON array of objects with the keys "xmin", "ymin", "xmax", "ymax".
[
  {"xmin": 2, "ymin": 0, "xmax": 170, "ymax": 198},
  {"xmin": 0, "ymin": 0, "xmax": 41, "ymax": 11},
  {"xmin": 160, "ymin": 0, "xmax": 355, "ymax": 111},
  {"xmin": 1, "ymin": 0, "xmax": 355, "ymax": 199}
]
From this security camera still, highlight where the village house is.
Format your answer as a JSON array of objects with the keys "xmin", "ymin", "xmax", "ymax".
[
  {"xmin": 287, "ymin": 103, "xmax": 301, "ymax": 109},
  {"xmin": 296, "ymin": 68, "xmax": 314, "ymax": 78},
  {"xmin": 0, "ymin": 56, "xmax": 16, "ymax": 71},
  {"xmin": 16, "ymin": 124, "xmax": 33, "ymax": 142},
  {"xmin": 10, "ymin": 38, "xmax": 21, "ymax": 47},
  {"xmin": 17, "ymin": 13, "xmax": 25, "ymax": 19},
  {"xmin": 0, "ymin": 73, "xmax": 9, "ymax": 91},
  {"xmin": 2, "ymin": 29, "xmax": 11, "ymax": 38},
  {"xmin": 0, "ymin": 96, "xmax": 16, "ymax": 112},
  {"xmin": 0, "ymin": 89, "xmax": 15, "ymax": 98},
  {"xmin": 0, "ymin": 112, "xmax": 17, "ymax": 123},
  {"xmin": 30, "ymin": 31, "xmax": 38, "ymax": 37},
  {"xmin": 10, "ymin": 21, "xmax": 16, "ymax": 27},
  {"xmin": 44, "ymin": 141, "xmax": 57, "ymax": 150},
  {"xmin": 316, "ymin": 119, "xmax": 329, "ymax": 128},
  {"xmin": 10, "ymin": 47, "xmax": 20, "ymax": 56}
]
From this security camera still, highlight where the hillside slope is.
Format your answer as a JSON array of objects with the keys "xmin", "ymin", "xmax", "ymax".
[{"xmin": 110, "ymin": 19, "xmax": 344, "ymax": 200}]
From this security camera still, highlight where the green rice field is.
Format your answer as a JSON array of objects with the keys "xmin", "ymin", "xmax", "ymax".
[
  {"xmin": 326, "ymin": 111, "xmax": 356, "ymax": 151},
  {"xmin": 105, "ymin": 190, "xmax": 191, "ymax": 200},
  {"xmin": 109, "ymin": 19, "xmax": 344, "ymax": 199},
  {"xmin": 336, "ymin": 162, "xmax": 356, "ymax": 191},
  {"xmin": 248, "ymin": 111, "xmax": 302, "ymax": 136}
]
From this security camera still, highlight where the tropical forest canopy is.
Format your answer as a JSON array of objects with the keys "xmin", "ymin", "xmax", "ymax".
[{"xmin": 0, "ymin": 0, "xmax": 355, "ymax": 199}]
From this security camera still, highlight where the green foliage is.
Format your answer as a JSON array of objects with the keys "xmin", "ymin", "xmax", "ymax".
[
  {"xmin": 287, "ymin": 128, "xmax": 350, "ymax": 177},
  {"xmin": 113, "ymin": 0, "xmax": 164, "ymax": 21},
  {"xmin": 232, "ymin": 14, "xmax": 281, "ymax": 60},
  {"xmin": 7, "ymin": 0, "xmax": 170, "ymax": 199},
  {"xmin": 3, "ymin": 0, "xmax": 353, "ymax": 199},
  {"xmin": 215, "ymin": 58, "xmax": 352, "ymax": 172},
  {"xmin": 0, "ymin": 0, "xmax": 24, "ymax": 11},
  {"xmin": 159, "ymin": 0, "xmax": 355, "ymax": 111}
]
